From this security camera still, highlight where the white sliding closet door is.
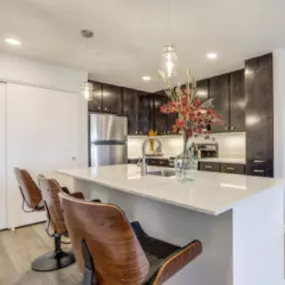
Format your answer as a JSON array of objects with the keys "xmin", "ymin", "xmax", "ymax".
[
  {"xmin": 0, "ymin": 82, "xmax": 7, "ymax": 230},
  {"xmin": 6, "ymin": 83, "xmax": 87, "ymax": 228}
]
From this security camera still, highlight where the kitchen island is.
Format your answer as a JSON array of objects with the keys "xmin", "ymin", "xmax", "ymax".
[{"xmin": 57, "ymin": 165, "xmax": 285, "ymax": 285}]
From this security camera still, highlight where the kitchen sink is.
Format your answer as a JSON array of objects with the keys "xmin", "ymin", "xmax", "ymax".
[{"xmin": 147, "ymin": 169, "xmax": 176, "ymax": 177}]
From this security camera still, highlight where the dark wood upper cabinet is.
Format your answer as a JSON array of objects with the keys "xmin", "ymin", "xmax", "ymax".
[
  {"xmin": 88, "ymin": 81, "xmax": 102, "ymax": 112},
  {"xmin": 102, "ymin": 84, "xmax": 122, "ymax": 115},
  {"xmin": 138, "ymin": 92, "xmax": 153, "ymax": 135},
  {"xmin": 123, "ymin": 88, "xmax": 139, "ymax": 135},
  {"xmin": 153, "ymin": 95, "xmax": 169, "ymax": 135},
  {"xmin": 209, "ymin": 74, "xmax": 230, "ymax": 133},
  {"xmin": 229, "ymin": 70, "xmax": 245, "ymax": 132},
  {"xmin": 245, "ymin": 53, "xmax": 273, "ymax": 177},
  {"xmin": 196, "ymin": 79, "xmax": 209, "ymax": 103}
]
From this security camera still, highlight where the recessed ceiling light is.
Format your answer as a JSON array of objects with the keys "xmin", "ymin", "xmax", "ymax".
[
  {"xmin": 206, "ymin": 53, "xmax": 217, "ymax": 59},
  {"xmin": 5, "ymin": 38, "xmax": 22, "ymax": 46},
  {"xmin": 142, "ymin": 76, "xmax": 151, "ymax": 81}
]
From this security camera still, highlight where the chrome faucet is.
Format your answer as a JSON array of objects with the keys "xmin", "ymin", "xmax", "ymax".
[{"xmin": 141, "ymin": 137, "xmax": 162, "ymax": 176}]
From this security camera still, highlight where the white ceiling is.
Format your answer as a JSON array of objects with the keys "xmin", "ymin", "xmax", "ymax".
[{"xmin": 1, "ymin": 0, "xmax": 285, "ymax": 92}]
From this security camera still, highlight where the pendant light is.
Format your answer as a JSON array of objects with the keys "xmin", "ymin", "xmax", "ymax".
[
  {"xmin": 81, "ymin": 29, "xmax": 94, "ymax": 100},
  {"xmin": 161, "ymin": 0, "xmax": 178, "ymax": 78}
]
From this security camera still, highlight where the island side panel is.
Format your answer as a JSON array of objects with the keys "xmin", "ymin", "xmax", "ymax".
[
  {"xmin": 74, "ymin": 178, "xmax": 234, "ymax": 285},
  {"xmin": 232, "ymin": 186, "xmax": 284, "ymax": 285}
]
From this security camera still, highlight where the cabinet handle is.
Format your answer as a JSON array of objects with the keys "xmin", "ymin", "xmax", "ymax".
[
  {"xmin": 225, "ymin": 126, "xmax": 228, "ymax": 130},
  {"xmin": 135, "ymin": 131, "xmax": 138, "ymax": 134},
  {"xmin": 231, "ymin": 126, "xmax": 235, "ymax": 130},
  {"xmin": 104, "ymin": 108, "xmax": 107, "ymax": 111},
  {"xmin": 253, "ymin": 169, "xmax": 265, "ymax": 173},
  {"xmin": 205, "ymin": 165, "xmax": 213, "ymax": 169},
  {"xmin": 140, "ymin": 131, "xmax": 142, "ymax": 134},
  {"xmin": 226, "ymin": 167, "xmax": 235, "ymax": 171},
  {"xmin": 159, "ymin": 161, "xmax": 164, "ymax": 165},
  {"xmin": 253, "ymin": 160, "xmax": 264, "ymax": 163},
  {"xmin": 98, "ymin": 107, "xmax": 101, "ymax": 110}
]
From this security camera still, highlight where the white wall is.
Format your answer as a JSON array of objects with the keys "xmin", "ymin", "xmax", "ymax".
[
  {"xmin": 128, "ymin": 132, "xmax": 246, "ymax": 159},
  {"xmin": 0, "ymin": 82, "xmax": 7, "ymax": 230},
  {"xmin": 0, "ymin": 52, "xmax": 86, "ymax": 93},
  {"xmin": 0, "ymin": 52, "xmax": 88, "ymax": 229}
]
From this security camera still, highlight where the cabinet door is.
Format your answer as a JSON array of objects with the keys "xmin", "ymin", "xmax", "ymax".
[
  {"xmin": 220, "ymin": 163, "xmax": 245, "ymax": 174},
  {"xmin": 138, "ymin": 92, "xmax": 153, "ymax": 135},
  {"xmin": 88, "ymin": 81, "xmax": 102, "ymax": 112},
  {"xmin": 199, "ymin": 162, "xmax": 220, "ymax": 172},
  {"xmin": 102, "ymin": 84, "xmax": 122, "ymax": 115},
  {"xmin": 153, "ymin": 95, "xmax": 169, "ymax": 135},
  {"xmin": 0, "ymin": 82, "xmax": 7, "ymax": 230},
  {"xmin": 245, "ymin": 54, "xmax": 273, "ymax": 177},
  {"xmin": 230, "ymin": 70, "xmax": 245, "ymax": 132},
  {"xmin": 6, "ymin": 83, "xmax": 87, "ymax": 228},
  {"xmin": 209, "ymin": 74, "xmax": 230, "ymax": 133},
  {"xmin": 123, "ymin": 88, "xmax": 139, "ymax": 135},
  {"xmin": 196, "ymin": 79, "xmax": 209, "ymax": 103}
]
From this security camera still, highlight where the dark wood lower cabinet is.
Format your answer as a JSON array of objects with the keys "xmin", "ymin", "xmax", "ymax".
[
  {"xmin": 199, "ymin": 162, "xmax": 220, "ymax": 172},
  {"xmin": 148, "ymin": 159, "xmax": 170, "ymax": 167},
  {"xmin": 246, "ymin": 161, "xmax": 273, "ymax": 177},
  {"xmin": 220, "ymin": 163, "xmax": 245, "ymax": 175}
]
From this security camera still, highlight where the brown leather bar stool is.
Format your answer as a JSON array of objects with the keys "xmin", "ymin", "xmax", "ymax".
[
  {"xmin": 14, "ymin": 167, "xmax": 44, "ymax": 212},
  {"xmin": 34, "ymin": 176, "xmax": 76, "ymax": 272},
  {"xmin": 14, "ymin": 168, "xmax": 86, "ymax": 271},
  {"xmin": 60, "ymin": 193, "xmax": 203, "ymax": 285}
]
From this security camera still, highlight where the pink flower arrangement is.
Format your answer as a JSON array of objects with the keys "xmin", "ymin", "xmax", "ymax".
[{"xmin": 160, "ymin": 89, "xmax": 223, "ymax": 140}]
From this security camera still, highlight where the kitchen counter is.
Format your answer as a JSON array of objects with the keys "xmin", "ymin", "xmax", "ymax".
[
  {"xmin": 57, "ymin": 165, "xmax": 284, "ymax": 285},
  {"xmin": 58, "ymin": 164, "xmax": 280, "ymax": 216}
]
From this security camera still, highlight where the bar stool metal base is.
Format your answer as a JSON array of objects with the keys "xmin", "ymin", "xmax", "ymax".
[
  {"xmin": 32, "ymin": 251, "xmax": 75, "ymax": 272},
  {"xmin": 31, "ymin": 233, "xmax": 75, "ymax": 272}
]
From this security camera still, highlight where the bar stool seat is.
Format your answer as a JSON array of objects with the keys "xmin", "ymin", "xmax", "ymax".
[{"xmin": 132, "ymin": 221, "xmax": 202, "ymax": 285}]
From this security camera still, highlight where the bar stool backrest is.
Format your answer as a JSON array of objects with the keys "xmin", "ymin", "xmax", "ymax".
[
  {"xmin": 60, "ymin": 193, "xmax": 150, "ymax": 285},
  {"xmin": 14, "ymin": 167, "xmax": 43, "ymax": 210},
  {"xmin": 38, "ymin": 177, "xmax": 67, "ymax": 236}
]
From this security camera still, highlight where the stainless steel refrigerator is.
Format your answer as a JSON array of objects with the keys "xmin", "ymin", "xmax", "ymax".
[{"xmin": 89, "ymin": 114, "xmax": 128, "ymax": 167}]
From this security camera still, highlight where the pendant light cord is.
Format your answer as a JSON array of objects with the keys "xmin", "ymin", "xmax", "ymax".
[{"xmin": 167, "ymin": 0, "xmax": 171, "ymax": 44}]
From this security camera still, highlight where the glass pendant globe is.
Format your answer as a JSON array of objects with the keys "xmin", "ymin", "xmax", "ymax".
[
  {"xmin": 161, "ymin": 45, "xmax": 178, "ymax": 78},
  {"xmin": 81, "ymin": 82, "xmax": 94, "ymax": 101}
]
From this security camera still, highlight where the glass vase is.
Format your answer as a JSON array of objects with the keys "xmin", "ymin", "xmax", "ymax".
[{"xmin": 175, "ymin": 134, "xmax": 198, "ymax": 182}]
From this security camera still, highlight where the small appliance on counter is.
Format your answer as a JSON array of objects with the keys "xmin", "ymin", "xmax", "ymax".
[
  {"xmin": 195, "ymin": 143, "xmax": 219, "ymax": 158},
  {"xmin": 89, "ymin": 113, "xmax": 128, "ymax": 166}
]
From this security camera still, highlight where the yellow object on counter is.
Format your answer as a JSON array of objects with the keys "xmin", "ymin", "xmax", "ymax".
[{"xmin": 148, "ymin": 129, "xmax": 157, "ymax": 152}]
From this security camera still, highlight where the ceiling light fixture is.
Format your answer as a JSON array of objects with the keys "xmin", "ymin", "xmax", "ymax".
[
  {"xmin": 142, "ymin": 76, "xmax": 151, "ymax": 81},
  {"xmin": 80, "ymin": 29, "xmax": 94, "ymax": 101},
  {"xmin": 206, "ymin": 53, "xmax": 218, "ymax": 59},
  {"xmin": 160, "ymin": 0, "xmax": 178, "ymax": 79},
  {"xmin": 5, "ymin": 38, "xmax": 21, "ymax": 46}
]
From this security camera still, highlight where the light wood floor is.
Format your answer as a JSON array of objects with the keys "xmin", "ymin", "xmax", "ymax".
[{"xmin": 0, "ymin": 224, "xmax": 81, "ymax": 285}]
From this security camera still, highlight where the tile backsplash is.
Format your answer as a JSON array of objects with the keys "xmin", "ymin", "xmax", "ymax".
[{"xmin": 128, "ymin": 132, "xmax": 246, "ymax": 159}]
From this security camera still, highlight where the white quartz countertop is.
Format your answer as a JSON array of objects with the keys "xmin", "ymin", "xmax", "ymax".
[{"xmin": 57, "ymin": 165, "xmax": 284, "ymax": 216}]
